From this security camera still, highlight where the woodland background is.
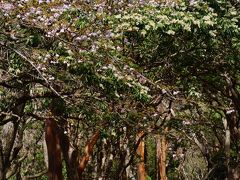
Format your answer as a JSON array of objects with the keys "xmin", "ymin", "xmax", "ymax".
[{"xmin": 0, "ymin": 0, "xmax": 240, "ymax": 179}]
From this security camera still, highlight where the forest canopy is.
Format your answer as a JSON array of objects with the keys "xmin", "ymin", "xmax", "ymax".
[{"xmin": 0, "ymin": 0, "xmax": 240, "ymax": 179}]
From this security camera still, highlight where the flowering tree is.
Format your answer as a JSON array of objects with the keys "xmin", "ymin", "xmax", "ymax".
[{"xmin": 0, "ymin": 0, "xmax": 239, "ymax": 179}]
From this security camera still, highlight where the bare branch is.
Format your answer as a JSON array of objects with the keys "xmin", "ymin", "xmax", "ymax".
[{"xmin": 23, "ymin": 169, "xmax": 47, "ymax": 179}]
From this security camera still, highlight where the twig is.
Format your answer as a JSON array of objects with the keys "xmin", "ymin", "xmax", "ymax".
[
  {"xmin": 0, "ymin": 112, "xmax": 21, "ymax": 125},
  {"xmin": 23, "ymin": 169, "xmax": 47, "ymax": 179}
]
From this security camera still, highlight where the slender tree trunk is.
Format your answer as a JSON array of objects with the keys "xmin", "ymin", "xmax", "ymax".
[
  {"xmin": 224, "ymin": 75, "xmax": 240, "ymax": 179},
  {"xmin": 125, "ymin": 136, "xmax": 134, "ymax": 179},
  {"xmin": 0, "ymin": 139, "xmax": 6, "ymax": 180},
  {"xmin": 136, "ymin": 131, "xmax": 146, "ymax": 180},
  {"xmin": 156, "ymin": 135, "xmax": 160, "ymax": 180},
  {"xmin": 156, "ymin": 134, "xmax": 168, "ymax": 180},
  {"xmin": 101, "ymin": 147, "xmax": 113, "ymax": 180},
  {"xmin": 45, "ymin": 118, "xmax": 63, "ymax": 180},
  {"xmin": 117, "ymin": 128, "xmax": 128, "ymax": 180},
  {"xmin": 43, "ymin": 133, "xmax": 49, "ymax": 170},
  {"xmin": 92, "ymin": 153, "xmax": 98, "ymax": 179},
  {"xmin": 0, "ymin": 167, "xmax": 6, "ymax": 180},
  {"xmin": 223, "ymin": 117, "xmax": 230, "ymax": 173},
  {"xmin": 59, "ymin": 124, "xmax": 79, "ymax": 180},
  {"xmin": 118, "ymin": 145, "xmax": 127, "ymax": 180},
  {"xmin": 105, "ymin": 143, "xmax": 113, "ymax": 179},
  {"xmin": 225, "ymin": 113, "xmax": 240, "ymax": 179},
  {"xmin": 78, "ymin": 130, "xmax": 100, "ymax": 178},
  {"xmin": 99, "ymin": 138, "xmax": 107, "ymax": 179}
]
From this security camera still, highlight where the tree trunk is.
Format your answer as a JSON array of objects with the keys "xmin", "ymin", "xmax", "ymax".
[
  {"xmin": 125, "ymin": 137, "xmax": 134, "ymax": 179},
  {"xmin": 223, "ymin": 117, "xmax": 230, "ymax": 174},
  {"xmin": 45, "ymin": 118, "xmax": 63, "ymax": 180},
  {"xmin": 0, "ymin": 168, "xmax": 6, "ymax": 180},
  {"xmin": 224, "ymin": 75, "xmax": 240, "ymax": 179},
  {"xmin": 156, "ymin": 133, "xmax": 168, "ymax": 180},
  {"xmin": 0, "ymin": 138, "xmax": 6, "ymax": 180},
  {"xmin": 117, "ymin": 128, "xmax": 128, "ymax": 180},
  {"xmin": 136, "ymin": 131, "xmax": 146, "ymax": 180},
  {"xmin": 105, "ymin": 143, "xmax": 113, "ymax": 179},
  {"xmin": 59, "ymin": 125, "xmax": 79, "ymax": 180},
  {"xmin": 78, "ymin": 130, "xmax": 100, "ymax": 178},
  {"xmin": 43, "ymin": 133, "xmax": 49, "ymax": 170},
  {"xmin": 156, "ymin": 135, "xmax": 160, "ymax": 180},
  {"xmin": 98, "ymin": 138, "xmax": 108, "ymax": 180},
  {"xmin": 228, "ymin": 165, "xmax": 240, "ymax": 180}
]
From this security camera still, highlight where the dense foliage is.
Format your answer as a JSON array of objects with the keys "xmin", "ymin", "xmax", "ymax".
[{"xmin": 0, "ymin": 0, "xmax": 239, "ymax": 179}]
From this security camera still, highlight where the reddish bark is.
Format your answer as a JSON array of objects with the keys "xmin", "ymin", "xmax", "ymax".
[
  {"xmin": 77, "ymin": 130, "xmax": 100, "ymax": 177},
  {"xmin": 45, "ymin": 118, "xmax": 63, "ymax": 180},
  {"xmin": 156, "ymin": 132, "xmax": 168, "ymax": 180},
  {"xmin": 136, "ymin": 131, "xmax": 147, "ymax": 180}
]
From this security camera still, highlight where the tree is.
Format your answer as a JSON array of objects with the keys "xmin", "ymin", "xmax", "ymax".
[
  {"xmin": 0, "ymin": 0, "xmax": 239, "ymax": 179},
  {"xmin": 109, "ymin": 0, "xmax": 239, "ymax": 178}
]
